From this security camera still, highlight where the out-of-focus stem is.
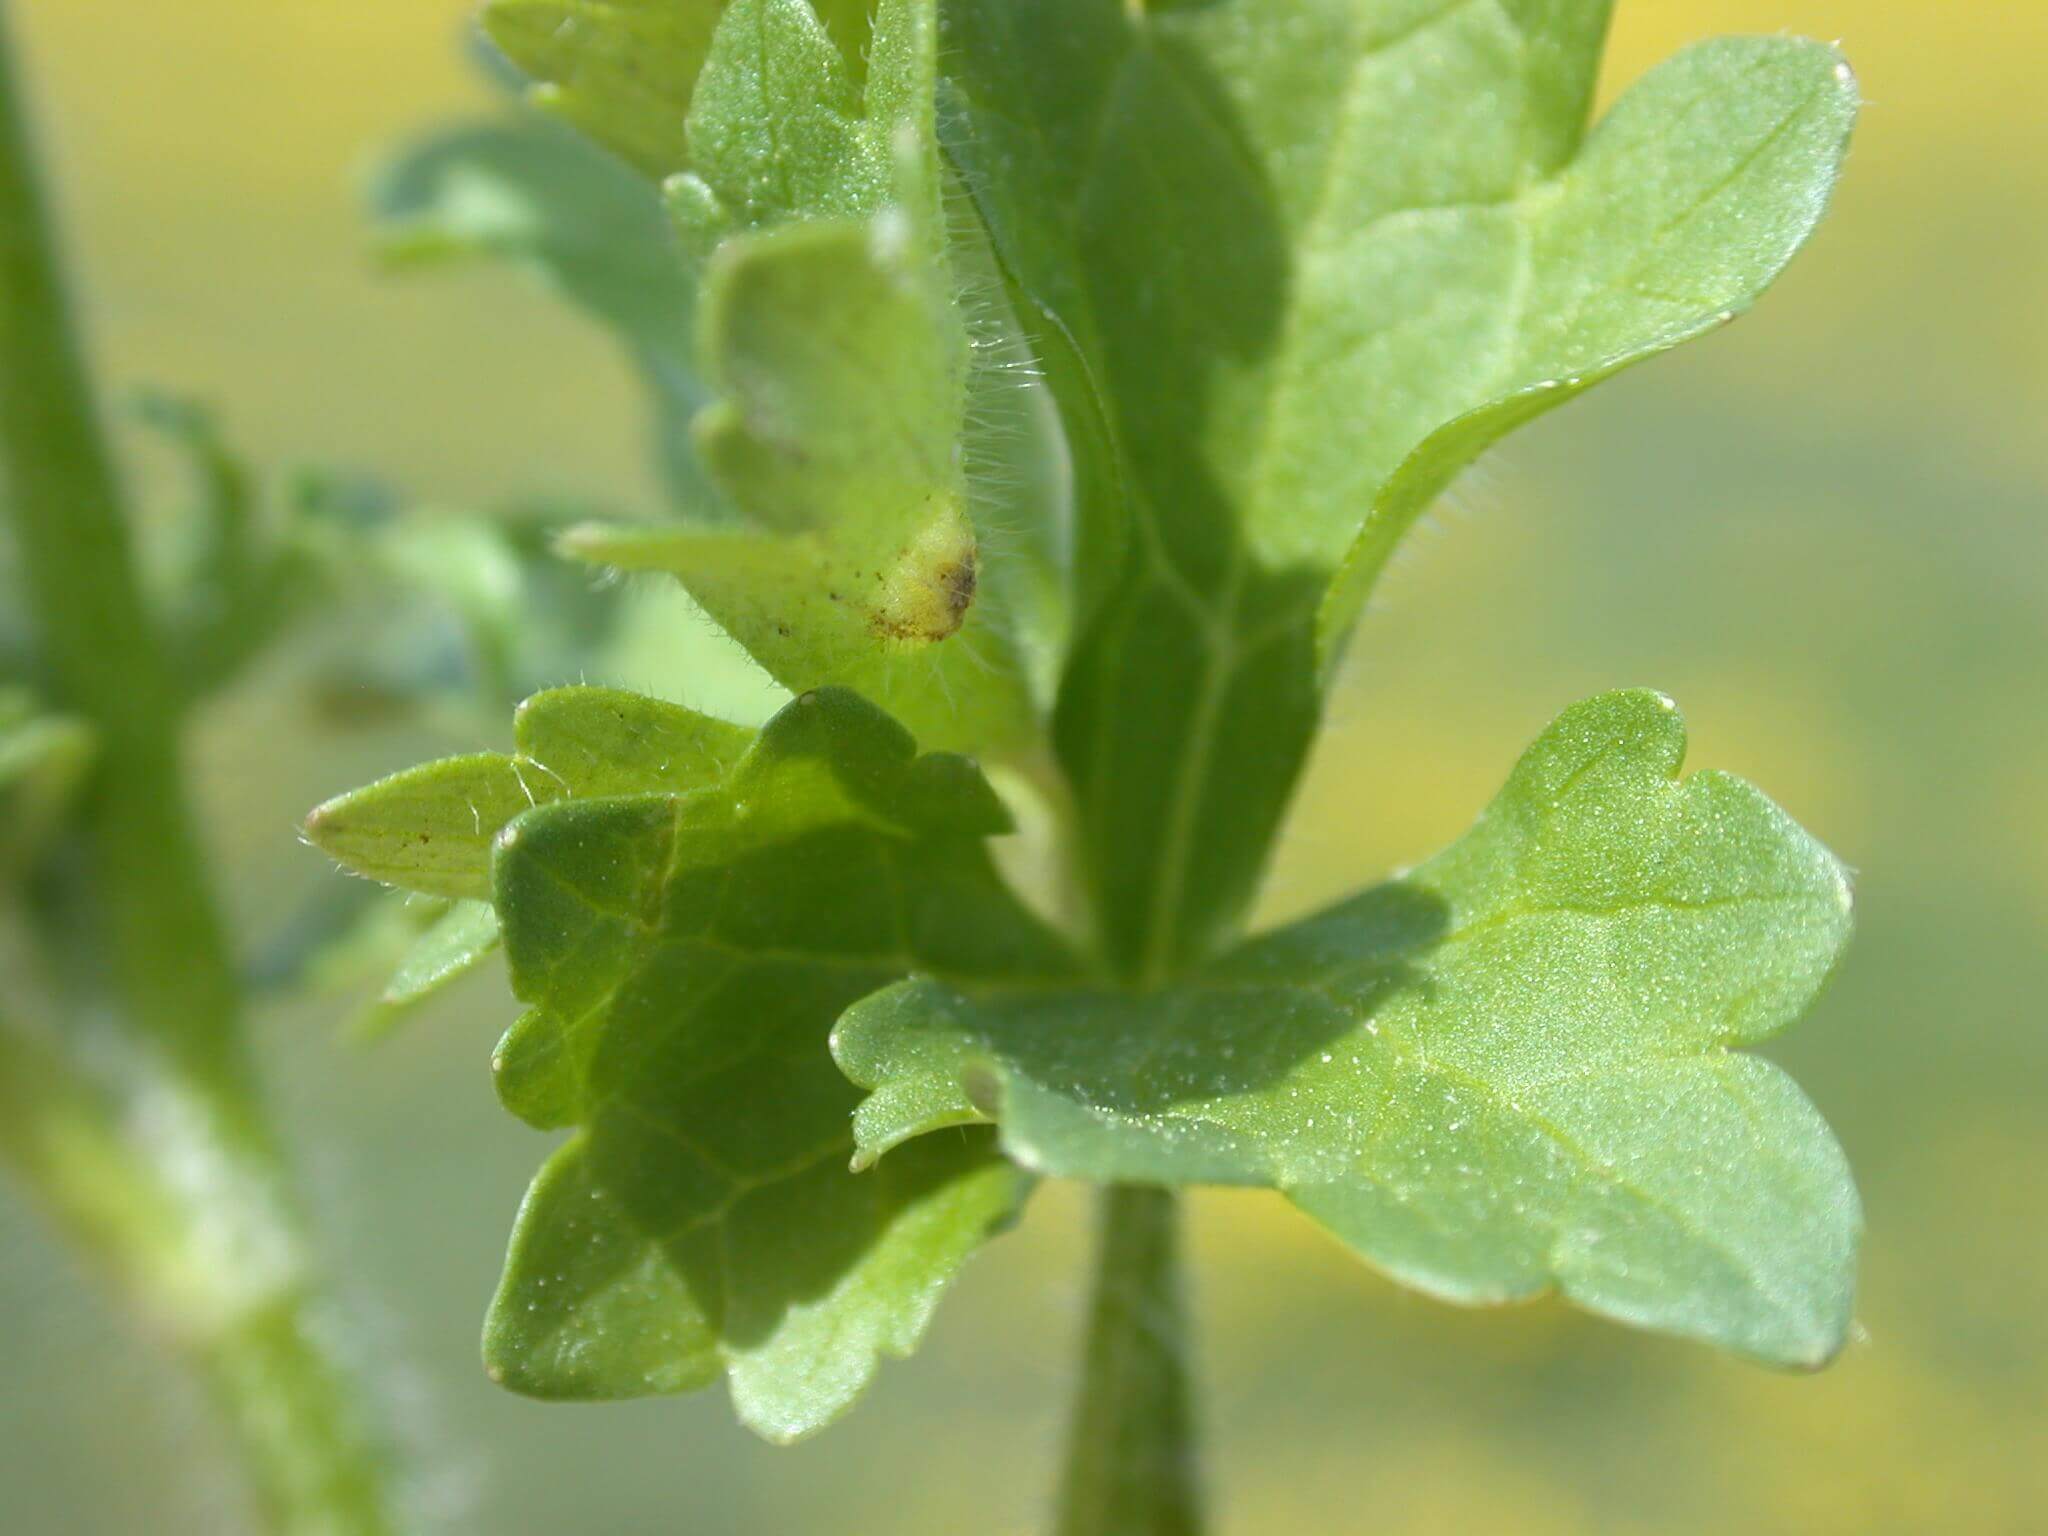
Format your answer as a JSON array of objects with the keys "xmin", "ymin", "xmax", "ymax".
[
  {"xmin": 0, "ymin": 1021, "xmax": 404, "ymax": 1532},
  {"xmin": 0, "ymin": 0, "xmax": 250, "ymax": 1126},
  {"xmin": 0, "ymin": 9, "xmax": 406, "ymax": 1531}
]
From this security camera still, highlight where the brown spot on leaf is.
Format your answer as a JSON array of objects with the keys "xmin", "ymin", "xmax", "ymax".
[{"xmin": 868, "ymin": 549, "xmax": 977, "ymax": 642}]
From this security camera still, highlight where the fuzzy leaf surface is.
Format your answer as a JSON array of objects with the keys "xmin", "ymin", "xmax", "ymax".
[
  {"xmin": 483, "ymin": 688, "xmax": 1076, "ymax": 1438},
  {"xmin": 304, "ymin": 686, "xmax": 753, "ymax": 899},
  {"xmin": 540, "ymin": 0, "xmax": 1047, "ymax": 756},
  {"xmin": 941, "ymin": 1, "xmax": 1857, "ymax": 971},
  {"xmin": 481, "ymin": 0, "xmax": 879, "ymax": 177},
  {"xmin": 836, "ymin": 691, "xmax": 1859, "ymax": 1365},
  {"xmin": 565, "ymin": 217, "xmax": 1034, "ymax": 753}
]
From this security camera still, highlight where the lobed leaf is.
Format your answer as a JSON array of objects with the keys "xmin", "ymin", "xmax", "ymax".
[
  {"xmin": 1314, "ymin": 35, "xmax": 1862, "ymax": 667},
  {"xmin": 481, "ymin": 687, "xmax": 1077, "ymax": 1438},
  {"xmin": 835, "ymin": 691, "xmax": 1860, "ymax": 1365},
  {"xmin": 941, "ymin": 0, "xmax": 1857, "ymax": 970}
]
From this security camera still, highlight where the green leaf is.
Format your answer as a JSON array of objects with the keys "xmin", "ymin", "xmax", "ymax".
[
  {"xmin": 130, "ymin": 392, "xmax": 334, "ymax": 698},
  {"xmin": 1314, "ymin": 35, "xmax": 1862, "ymax": 667},
  {"xmin": 483, "ymin": 687, "xmax": 1076, "ymax": 1438},
  {"xmin": 478, "ymin": 0, "xmax": 721, "ymax": 180},
  {"xmin": 304, "ymin": 752, "xmax": 552, "ymax": 902},
  {"xmin": 835, "ymin": 691, "xmax": 1860, "ymax": 1366},
  {"xmin": 678, "ymin": 0, "xmax": 878, "ymax": 227},
  {"xmin": 304, "ymin": 686, "xmax": 754, "ymax": 899},
  {"xmin": 394, "ymin": 1, "xmax": 1061, "ymax": 756},
  {"xmin": 481, "ymin": 0, "xmax": 875, "ymax": 179},
  {"xmin": 940, "ymin": 3, "xmax": 1856, "ymax": 973},
  {"xmin": 359, "ymin": 899, "xmax": 502, "ymax": 1041},
  {"xmin": 537, "ymin": 0, "xmax": 1049, "ymax": 756},
  {"xmin": 367, "ymin": 118, "xmax": 721, "ymax": 512},
  {"xmin": 565, "ymin": 217, "xmax": 1036, "ymax": 754},
  {"xmin": 485, "ymin": 1128, "xmax": 1018, "ymax": 1437}
]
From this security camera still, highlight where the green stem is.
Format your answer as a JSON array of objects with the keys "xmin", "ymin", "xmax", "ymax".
[
  {"xmin": 0, "ymin": 0, "xmax": 249, "ymax": 1122},
  {"xmin": 1056, "ymin": 1185, "xmax": 1205, "ymax": 1536},
  {"xmin": 0, "ymin": 11, "xmax": 405, "ymax": 1532},
  {"xmin": 0, "ymin": 1024, "xmax": 401, "ymax": 1532}
]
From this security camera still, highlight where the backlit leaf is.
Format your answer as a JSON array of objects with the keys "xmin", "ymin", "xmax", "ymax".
[{"xmin": 942, "ymin": 1, "xmax": 1857, "ymax": 971}]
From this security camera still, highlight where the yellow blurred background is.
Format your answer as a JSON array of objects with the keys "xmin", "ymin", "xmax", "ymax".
[{"xmin": 3, "ymin": 1, "xmax": 2045, "ymax": 1531}]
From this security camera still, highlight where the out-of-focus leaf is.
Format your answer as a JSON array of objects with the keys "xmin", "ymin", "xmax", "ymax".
[
  {"xmin": 0, "ymin": 687, "xmax": 94, "ymax": 873},
  {"xmin": 481, "ymin": 687, "xmax": 1076, "ymax": 1439},
  {"xmin": 478, "ymin": 0, "xmax": 724, "ymax": 179},
  {"xmin": 304, "ymin": 686, "xmax": 754, "ymax": 899},
  {"xmin": 373, "ymin": 518, "xmax": 529, "ymax": 705},
  {"xmin": 251, "ymin": 885, "xmax": 501, "ymax": 1041},
  {"xmin": 248, "ymin": 884, "xmax": 442, "ymax": 998},
  {"xmin": 130, "ymin": 393, "xmax": 328, "ymax": 698},
  {"xmin": 132, "ymin": 392, "xmax": 254, "ymax": 619},
  {"xmin": 367, "ymin": 119, "xmax": 723, "ymax": 513},
  {"xmin": 836, "ymin": 691, "xmax": 1860, "ymax": 1366},
  {"xmin": 355, "ymin": 899, "xmax": 503, "ymax": 1041}
]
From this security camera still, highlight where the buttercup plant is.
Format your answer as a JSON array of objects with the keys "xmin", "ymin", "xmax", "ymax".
[{"xmin": 0, "ymin": 0, "xmax": 1862, "ymax": 1531}]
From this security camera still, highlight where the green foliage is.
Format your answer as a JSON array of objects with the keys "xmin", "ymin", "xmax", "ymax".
[
  {"xmin": 480, "ymin": 0, "xmax": 875, "ymax": 179},
  {"xmin": 836, "ymin": 691, "xmax": 1858, "ymax": 1365},
  {"xmin": 0, "ymin": 685, "xmax": 92, "ymax": 874},
  {"xmin": 308, "ymin": 0, "xmax": 1865, "ymax": 1454},
  {"xmin": 316, "ymin": 685, "xmax": 1075, "ymax": 1437},
  {"xmin": 125, "ymin": 395, "xmax": 652, "ymax": 727},
  {"xmin": 305, "ymin": 685, "xmax": 753, "ymax": 898},
  {"xmin": 364, "ymin": 899, "xmax": 501, "ymax": 1039},
  {"xmin": 368, "ymin": 116, "xmax": 717, "ymax": 507},
  {"xmin": 130, "ymin": 392, "xmax": 329, "ymax": 700},
  {"xmin": 482, "ymin": 689, "xmax": 1076, "ymax": 1439},
  {"xmin": 940, "ymin": 1, "xmax": 1856, "ymax": 971},
  {"xmin": 562, "ymin": 216, "xmax": 1038, "ymax": 753},
  {"xmin": 383, "ymin": 0, "xmax": 1062, "ymax": 756}
]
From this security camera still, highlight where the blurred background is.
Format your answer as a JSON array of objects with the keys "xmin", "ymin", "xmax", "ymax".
[{"xmin": 2, "ymin": 1, "xmax": 2044, "ymax": 1531}]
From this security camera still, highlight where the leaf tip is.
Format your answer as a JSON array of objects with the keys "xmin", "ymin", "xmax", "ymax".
[{"xmin": 300, "ymin": 791, "xmax": 355, "ymax": 864}]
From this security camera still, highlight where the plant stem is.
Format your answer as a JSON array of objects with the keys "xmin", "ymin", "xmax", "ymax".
[
  {"xmin": 0, "ymin": 0, "xmax": 251, "ymax": 1123},
  {"xmin": 1056, "ymin": 1185, "xmax": 1205, "ymax": 1536},
  {"xmin": 0, "ymin": 10, "xmax": 405, "ymax": 1531},
  {"xmin": 0, "ymin": 1023, "xmax": 401, "ymax": 1531}
]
